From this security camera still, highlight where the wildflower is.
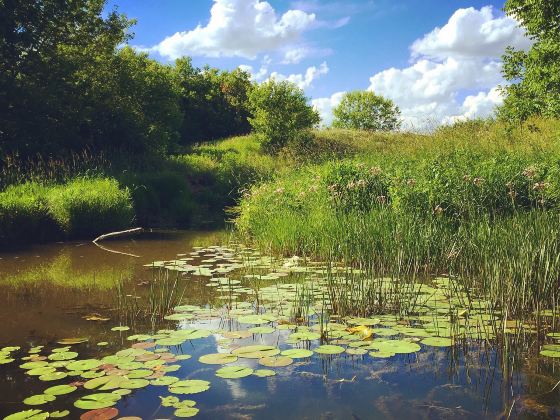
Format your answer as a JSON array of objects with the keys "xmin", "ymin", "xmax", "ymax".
[
  {"xmin": 298, "ymin": 191, "xmax": 306, "ymax": 198},
  {"xmin": 369, "ymin": 166, "xmax": 382, "ymax": 176},
  {"xmin": 406, "ymin": 179, "xmax": 416, "ymax": 187},
  {"xmin": 356, "ymin": 162, "xmax": 366, "ymax": 170},
  {"xmin": 328, "ymin": 184, "xmax": 339, "ymax": 192},
  {"xmin": 473, "ymin": 177, "xmax": 484, "ymax": 187},
  {"xmin": 356, "ymin": 179, "xmax": 366, "ymax": 188},
  {"xmin": 274, "ymin": 187, "xmax": 285, "ymax": 194},
  {"xmin": 308, "ymin": 184, "xmax": 319, "ymax": 192},
  {"xmin": 523, "ymin": 166, "xmax": 537, "ymax": 179},
  {"xmin": 376, "ymin": 195, "xmax": 387, "ymax": 205},
  {"xmin": 463, "ymin": 175, "xmax": 472, "ymax": 183},
  {"xmin": 433, "ymin": 205, "xmax": 443, "ymax": 215},
  {"xmin": 533, "ymin": 182, "xmax": 548, "ymax": 191},
  {"xmin": 347, "ymin": 181, "xmax": 356, "ymax": 190}
]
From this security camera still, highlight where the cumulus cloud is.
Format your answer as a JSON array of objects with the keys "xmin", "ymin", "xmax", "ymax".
[
  {"xmin": 240, "ymin": 60, "xmax": 329, "ymax": 89},
  {"xmin": 366, "ymin": 6, "xmax": 529, "ymax": 127},
  {"xmin": 152, "ymin": 0, "xmax": 315, "ymax": 60},
  {"xmin": 411, "ymin": 6, "xmax": 531, "ymax": 59},
  {"xmin": 312, "ymin": 91, "xmax": 345, "ymax": 125},
  {"xmin": 269, "ymin": 62, "xmax": 329, "ymax": 89}
]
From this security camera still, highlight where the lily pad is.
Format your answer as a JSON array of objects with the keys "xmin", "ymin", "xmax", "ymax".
[
  {"xmin": 314, "ymin": 345, "xmax": 345, "ymax": 355},
  {"xmin": 421, "ymin": 337, "xmax": 453, "ymax": 347},
  {"xmin": 57, "ymin": 338, "xmax": 88, "ymax": 345},
  {"xmin": 280, "ymin": 349, "xmax": 313, "ymax": 358},
  {"xmin": 258, "ymin": 356, "xmax": 293, "ymax": 367},
  {"xmin": 23, "ymin": 394, "xmax": 56, "ymax": 406},
  {"xmin": 168, "ymin": 380, "xmax": 211, "ymax": 394},
  {"xmin": 215, "ymin": 366, "xmax": 254, "ymax": 379},
  {"xmin": 79, "ymin": 407, "xmax": 118, "ymax": 420},
  {"xmin": 174, "ymin": 407, "xmax": 199, "ymax": 418},
  {"xmin": 232, "ymin": 345, "xmax": 280, "ymax": 359},
  {"xmin": 44, "ymin": 385, "xmax": 77, "ymax": 396},
  {"xmin": 198, "ymin": 353, "xmax": 238, "ymax": 365},
  {"xmin": 253, "ymin": 369, "xmax": 276, "ymax": 377},
  {"xmin": 74, "ymin": 393, "xmax": 121, "ymax": 410},
  {"xmin": 66, "ymin": 359, "xmax": 102, "ymax": 371},
  {"xmin": 110, "ymin": 326, "xmax": 130, "ymax": 332},
  {"xmin": 4, "ymin": 410, "xmax": 49, "ymax": 420}
]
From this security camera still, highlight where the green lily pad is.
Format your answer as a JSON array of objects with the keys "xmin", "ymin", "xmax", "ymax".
[
  {"xmin": 253, "ymin": 369, "xmax": 276, "ymax": 377},
  {"xmin": 4, "ymin": 409, "xmax": 49, "ymax": 420},
  {"xmin": 215, "ymin": 366, "xmax": 254, "ymax": 379},
  {"xmin": 314, "ymin": 345, "xmax": 345, "ymax": 355},
  {"xmin": 47, "ymin": 352, "xmax": 78, "ymax": 361},
  {"xmin": 120, "ymin": 379, "xmax": 150, "ymax": 389},
  {"xmin": 280, "ymin": 349, "xmax": 313, "ymax": 358},
  {"xmin": 57, "ymin": 338, "xmax": 88, "ymax": 345},
  {"xmin": 259, "ymin": 356, "xmax": 293, "ymax": 367},
  {"xmin": 151, "ymin": 376, "xmax": 180, "ymax": 386},
  {"xmin": 198, "ymin": 353, "xmax": 238, "ymax": 365},
  {"xmin": 23, "ymin": 394, "xmax": 56, "ymax": 406},
  {"xmin": 44, "ymin": 385, "xmax": 77, "ymax": 396},
  {"xmin": 160, "ymin": 396, "xmax": 180, "ymax": 407},
  {"xmin": 164, "ymin": 313, "xmax": 194, "ymax": 321},
  {"xmin": 540, "ymin": 349, "xmax": 560, "ymax": 358},
  {"xmin": 237, "ymin": 314, "xmax": 277, "ymax": 324},
  {"xmin": 111, "ymin": 326, "xmax": 130, "ymax": 332},
  {"xmin": 368, "ymin": 351, "xmax": 395, "ymax": 358},
  {"xmin": 66, "ymin": 359, "xmax": 102, "ymax": 371},
  {"xmin": 421, "ymin": 337, "xmax": 453, "ymax": 347},
  {"xmin": 174, "ymin": 407, "xmax": 199, "ymax": 418},
  {"xmin": 288, "ymin": 331, "xmax": 321, "ymax": 341},
  {"xmin": 39, "ymin": 372, "xmax": 68, "ymax": 382},
  {"xmin": 169, "ymin": 380, "xmax": 211, "ymax": 394},
  {"xmin": 48, "ymin": 410, "xmax": 69, "ymax": 418},
  {"xmin": 74, "ymin": 393, "xmax": 121, "ymax": 410}
]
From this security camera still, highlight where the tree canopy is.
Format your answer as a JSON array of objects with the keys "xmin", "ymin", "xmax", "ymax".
[
  {"xmin": 332, "ymin": 91, "xmax": 401, "ymax": 131},
  {"xmin": 499, "ymin": 0, "xmax": 560, "ymax": 122}
]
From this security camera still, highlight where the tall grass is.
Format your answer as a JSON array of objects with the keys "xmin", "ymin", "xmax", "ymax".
[{"xmin": 236, "ymin": 119, "xmax": 560, "ymax": 319}]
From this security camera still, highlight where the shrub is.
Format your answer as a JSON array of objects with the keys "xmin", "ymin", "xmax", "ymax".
[
  {"xmin": 0, "ymin": 183, "xmax": 60, "ymax": 247},
  {"xmin": 248, "ymin": 79, "xmax": 320, "ymax": 153},
  {"xmin": 47, "ymin": 178, "xmax": 133, "ymax": 238},
  {"xmin": 332, "ymin": 91, "xmax": 401, "ymax": 131}
]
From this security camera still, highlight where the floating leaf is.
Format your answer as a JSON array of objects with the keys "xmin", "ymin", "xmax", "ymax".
[
  {"xmin": 151, "ymin": 376, "xmax": 179, "ymax": 386},
  {"xmin": 110, "ymin": 326, "xmax": 130, "ymax": 332},
  {"xmin": 66, "ymin": 359, "xmax": 102, "ymax": 371},
  {"xmin": 49, "ymin": 410, "xmax": 70, "ymax": 418},
  {"xmin": 57, "ymin": 338, "xmax": 88, "ymax": 345},
  {"xmin": 23, "ymin": 394, "xmax": 56, "ymax": 406},
  {"xmin": 44, "ymin": 385, "xmax": 77, "ymax": 396},
  {"xmin": 198, "ymin": 353, "xmax": 238, "ymax": 365},
  {"xmin": 4, "ymin": 409, "xmax": 49, "ymax": 420},
  {"xmin": 314, "ymin": 345, "xmax": 345, "ymax": 355},
  {"xmin": 280, "ymin": 349, "xmax": 313, "ymax": 359},
  {"xmin": 259, "ymin": 356, "xmax": 293, "ymax": 367},
  {"xmin": 74, "ymin": 393, "xmax": 121, "ymax": 410},
  {"xmin": 215, "ymin": 366, "xmax": 254, "ymax": 379},
  {"xmin": 369, "ymin": 340, "xmax": 421, "ymax": 354},
  {"xmin": 174, "ymin": 407, "xmax": 199, "ymax": 418},
  {"xmin": 168, "ymin": 380, "xmax": 211, "ymax": 394},
  {"xmin": 79, "ymin": 407, "xmax": 118, "ymax": 420},
  {"xmin": 420, "ymin": 337, "xmax": 453, "ymax": 347},
  {"xmin": 253, "ymin": 369, "xmax": 276, "ymax": 377}
]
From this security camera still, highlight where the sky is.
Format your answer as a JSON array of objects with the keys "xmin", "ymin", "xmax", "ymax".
[{"xmin": 105, "ymin": 0, "xmax": 532, "ymax": 128}]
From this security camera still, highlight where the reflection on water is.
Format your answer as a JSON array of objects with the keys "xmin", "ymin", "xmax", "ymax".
[{"xmin": 0, "ymin": 231, "xmax": 558, "ymax": 419}]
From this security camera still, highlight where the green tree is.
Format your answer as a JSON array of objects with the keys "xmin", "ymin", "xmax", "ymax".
[
  {"xmin": 174, "ymin": 58, "xmax": 252, "ymax": 145},
  {"xmin": 332, "ymin": 91, "xmax": 401, "ymax": 131},
  {"xmin": 499, "ymin": 0, "xmax": 560, "ymax": 122},
  {"xmin": 0, "ymin": 0, "xmax": 134, "ymax": 155},
  {"xmin": 248, "ymin": 79, "xmax": 319, "ymax": 153}
]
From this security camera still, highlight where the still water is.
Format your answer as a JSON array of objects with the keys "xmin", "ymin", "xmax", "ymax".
[{"xmin": 0, "ymin": 231, "xmax": 558, "ymax": 419}]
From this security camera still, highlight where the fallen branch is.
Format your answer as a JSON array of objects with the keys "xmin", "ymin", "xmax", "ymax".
[
  {"xmin": 93, "ymin": 241, "xmax": 140, "ymax": 258},
  {"xmin": 92, "ymin": 227, "xmax": 143, "ymax": 243}
]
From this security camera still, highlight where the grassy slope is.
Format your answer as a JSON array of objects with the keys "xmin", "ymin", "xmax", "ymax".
[{"xmin": 235, "ymin": 119, "xmax": 560, "ymax": 316}]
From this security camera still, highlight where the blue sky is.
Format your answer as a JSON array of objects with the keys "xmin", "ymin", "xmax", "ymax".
[{"xmin": 105, "ymin": 0, "xmax": 530, "ymax": 127}]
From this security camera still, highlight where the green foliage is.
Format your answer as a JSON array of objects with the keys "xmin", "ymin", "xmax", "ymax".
[
  {"xmin": 499, "ymin": 0, "xmax": 560, "ymax": 122},
  {"xmin": 248, "ymin": 79, "xmax": 320, "ymax": 153},
  {"xmin": 332, "ymin": 91, "xmax": 401, "ymax": 131},
  {"xmin": 174, "ymin": 59, "xmax": 252, "ymax": 145},
  {"xmin": 0, "ymin": 183, "xmax": 59, "ymax": 246},
  {"xmin": 46, "ymin": 178, "xmax": 133, "ymax": 238}
]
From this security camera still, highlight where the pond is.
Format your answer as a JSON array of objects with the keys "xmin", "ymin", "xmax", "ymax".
[{"xmin": 0, "ymin": 230, "xmax": 558, "ymax": 419}]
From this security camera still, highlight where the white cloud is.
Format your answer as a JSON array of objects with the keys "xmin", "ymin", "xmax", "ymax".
[
  {"xmin": 363, "ymin": 6, "xmax": 529, "ymax": 128},
  {"xmin": 312, "ymin": 91, "xmax": 345, "ymax": 125},
  {"xmin": 152, "ymin": 0, "xmax": 315, "ymax": 60},
  {"xmin": 269, "ymin": 62, "xmax": 329, "ymax": 89},
  {"xmin": 282, "ymin": 47, "xmax": 309, "ymax": 64},
  {"xmin": 240, "ymin": 60, "xmax": 329, "ymax": 89},
  {"xmin": 411, "ymin": 6, "xmax": 531, "ymax": 60}
]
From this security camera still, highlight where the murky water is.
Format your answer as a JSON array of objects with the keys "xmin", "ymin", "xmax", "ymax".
[{"xmin": 0, "ymin": 231, "xmax": 558, "ymax": 419}]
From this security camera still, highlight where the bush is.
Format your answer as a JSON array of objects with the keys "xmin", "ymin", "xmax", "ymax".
[
  {"xmin": 47, "ymin": 178, "xmax": 133, "ymax": 238},
  {"xmin": 332, "ymin": 91, "xmax": 401, "ymax": 131},
  {"xmin": 0, "ymin": 183, "xmax": 60, "ymax": 247},
  {"xmin": 248, "ymin": 79, "xmax": 319, "ymax": 153}
]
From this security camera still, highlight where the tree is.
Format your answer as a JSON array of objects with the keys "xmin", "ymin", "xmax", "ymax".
[
  {"xmin": 248, "ymin": 79, "xmax": 319, "ymax": 153},
  {"xmin": 332, "ymin": 91, "xmax": 401, "ymax": 131},
  {"xmin": 174, "ymin": 58, "xmax": 252, "ymax": 145},
  {"xmin": 499, "ymin": 0, "xmax": 560, "ymax": 123}
]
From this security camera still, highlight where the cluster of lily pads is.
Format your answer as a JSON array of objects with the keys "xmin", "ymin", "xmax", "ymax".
[{"xmin": 3, "ymin": 245, "xmax": 560, "ymax": 419}]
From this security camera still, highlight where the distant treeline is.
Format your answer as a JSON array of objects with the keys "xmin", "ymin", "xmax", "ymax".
[{"xmin": 0, "ymin": 0, "xmax": 253, "ymax": 157}]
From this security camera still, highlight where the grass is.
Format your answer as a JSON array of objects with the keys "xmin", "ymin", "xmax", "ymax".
[
  {"xmin": 235, "ymin": 118, "xmax": 560, "ymax": 320},
  {"xmin": 0, "ymin": 178, "xmax": 133, "ymax": 247}
]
